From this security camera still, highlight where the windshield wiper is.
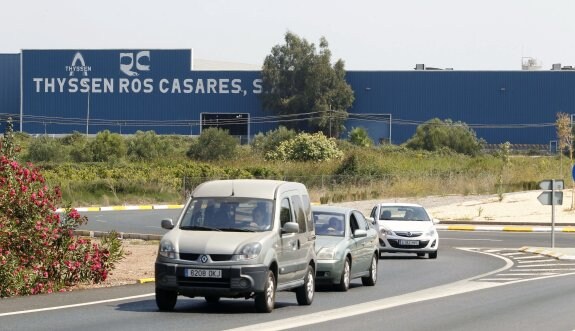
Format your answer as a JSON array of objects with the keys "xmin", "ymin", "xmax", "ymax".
[
  {"xmin": 219, "ymin": 227, "xmax": 257, "ymax": 232},
  {"xmin": 180, "ymin": 225, "xmax": 222, "ymax": 231}
]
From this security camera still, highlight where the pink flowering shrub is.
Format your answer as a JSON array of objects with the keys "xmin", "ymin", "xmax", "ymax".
[{"xmin": 0, "ymin": 119, "xmax": 124, "ymax": 297}]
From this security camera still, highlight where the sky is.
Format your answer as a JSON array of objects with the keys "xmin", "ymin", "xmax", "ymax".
[{"xmin": 1, "ymin": 0, "xmax": 574, "ymax": 71}]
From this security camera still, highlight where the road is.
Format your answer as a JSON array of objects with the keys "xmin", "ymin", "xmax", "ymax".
[
  {"xmin": 2, "ymin": 230, "xmax": 575, "ymax": 330},
  {"xmin": 77, "ymin": 209, "xmax": 180, "ymax": 235}
]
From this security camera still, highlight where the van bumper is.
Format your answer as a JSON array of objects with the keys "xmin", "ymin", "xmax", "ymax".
[{"xmin": 155, "ymin": 262, "xmax": 269, "ymax": 297}]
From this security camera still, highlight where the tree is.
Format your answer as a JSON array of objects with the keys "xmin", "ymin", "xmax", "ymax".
[
  {"xmin": 348, "ymin": 127, "xmax": 373, "ymax": 147},
  {"xmin": 260, "ymin": 32, "xmax": 355, "ymax": 137},
  {"xmin": 404, "ymin": 118, "xmax": 484, "ymax": 156}
]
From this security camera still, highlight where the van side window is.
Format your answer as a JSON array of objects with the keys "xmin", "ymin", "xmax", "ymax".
[
  {"xmin": 291, "ymin": 195, "xmax": 307, "ymax": 233},
  {"xmin": 301, "ymin": 194, "xmax": 314, "ymax": 232},
  {"xmin": 280, "ymin": 198, "xmax": 293, "ymax": 228}
]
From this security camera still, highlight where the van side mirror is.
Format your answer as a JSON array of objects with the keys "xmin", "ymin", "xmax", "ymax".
[
  {"xmin": 161, "ymin": 218, "xmax": 174, "ymax": 230},
  {"xmin": 432, "ymin": 218, "xmax": 440, "ymax": 225},
  {"xmin": 366, "ymin": 217, "xmax": 376, "ymax": 225},
  {"xmin": 282, "ymin": 222, "xmax": 299, "ymax": 234},
  {"xmin": 353, "ymin": 229, "xmax": 367, "ymax": 238}
]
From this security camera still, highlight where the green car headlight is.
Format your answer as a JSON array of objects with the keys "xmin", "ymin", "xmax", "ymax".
[{"xmin": 317, "ymin": 247, "xmax": 336, "ymax": 259}]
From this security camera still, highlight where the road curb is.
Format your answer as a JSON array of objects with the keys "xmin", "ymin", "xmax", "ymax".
[
  {"xmin": 436, "ymin": 224, "xmax": 575, "ymax": 233},
  {"xmin": 56, "ymin": 205, "xmax": 184, "ymax": 213},
  {"xmin": 520, "ymin": 246, "xmax": 575, "ymax": 260},
  {"xmin": 138, "ymin": 278, "xmax": 155, "ymax": 284}
]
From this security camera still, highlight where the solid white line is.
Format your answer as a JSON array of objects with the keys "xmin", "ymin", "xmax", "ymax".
[
  {"xmin": 513, "ymin": 268, "xmax": 575, "ymax": 271},
  {"xmin": 0, "ymin": 293, "xmax": 155, "ymax": 317},
  {"xmin": 498, "ymin": 273, "xmax": 557, "ymax": 276},
  {"xmin": 440, "ymin": 238, "xmax": 503, "ymax": 242}
]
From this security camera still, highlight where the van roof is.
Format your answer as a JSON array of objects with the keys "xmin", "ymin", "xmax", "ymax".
[{"xmin": 193, "ymin": 179, "xmax": 305, "ymax": 199}]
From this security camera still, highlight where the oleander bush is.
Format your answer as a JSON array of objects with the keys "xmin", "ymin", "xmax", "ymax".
[{"xmin": 0, "ymin": 120, "xmax": 124, "ymax": 297}]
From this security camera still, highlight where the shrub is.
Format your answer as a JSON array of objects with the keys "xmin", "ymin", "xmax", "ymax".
[
  {"xmin": 186, "ymin": 128, "xmax": 237, "ymax": 161},
  {"xmin": 127, "ymin": 130, "xmax": 172, "ymax": 161},
  {"xmin": 265, "ymin": 132, "xmax": 343, "ymax": 162},
  {"xmin": 89, "ymin": 130, "xmax": 127, "ymax": 162},
  {"xmin": 0, "ymin": 120, "xmax": 124, "ymax": 297},
  {"xmin": 251, "ymin": 126, "xmax": 297, "ymax": 155},
  {"xmin": 404, "ymin": 118, "xmax": 484, "ymax": 156},
  {"xmin": 26, "ymin": 137, "xmax": 65, "ymax": 162}
]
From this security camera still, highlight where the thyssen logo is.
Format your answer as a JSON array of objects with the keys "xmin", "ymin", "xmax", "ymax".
[
  {"xmin": 120, "ymin": 51, "xmax": 150, "ymax": 76},
  {"xmin": 66, "ymin": 52, "xmax": 91, "ymax": 77}
]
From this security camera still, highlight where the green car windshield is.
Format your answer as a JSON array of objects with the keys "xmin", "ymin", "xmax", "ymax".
[{"xmin": 313, "ymin": 212, "xmax": 345, "ymax": 237}]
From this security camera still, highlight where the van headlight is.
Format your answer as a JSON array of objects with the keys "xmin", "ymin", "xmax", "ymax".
[
  {"xmin": 426, "ymin": 228, "xmax": 437, "ymax": 237},
  {"xmin": 232, "ymin": 242, "xmax": 262, "ymax": 261},
  {"xmin": 159, "ymin": 240, "xmax": 177, "ymax": 259},
  {"xmin": 317, "ymin": 247, "xmax": 336, "ymax": 259}
]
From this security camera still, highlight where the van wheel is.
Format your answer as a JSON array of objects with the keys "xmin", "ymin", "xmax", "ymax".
[
  {"xmin": 429, "ymin": 251, "xmax": 438, "ymax": 259},
  {"xmin": 204, "ymin": 296, "xmax": 220, "ymax": 304},
  {"xmin": 156, "ymin": 288, "xmax": 177, "ymax": 311},
  {"xmin": 362, "ymin": 254, "xmax": 378, "ymax": 286},
  {"xmin": 296, "ymin": 265, "xmax": 315, "ymax": 305},
  {"xmin": 335, "ymin": 258, "xmax": 351, "ymax": 292},
  {"xmin": 255, "ymin": 271, "xmax": 275, "ymax": 313}
]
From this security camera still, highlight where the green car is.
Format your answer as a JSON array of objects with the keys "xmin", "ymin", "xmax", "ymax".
[{"xmin": 312, "ymin": 206, "xmax": 379, "ymax": 291}]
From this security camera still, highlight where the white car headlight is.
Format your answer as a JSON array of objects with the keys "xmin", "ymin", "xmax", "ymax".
[
  {"xmin": 381, "ymin": 228, "xmax": 395, "ymax": 236},
  {"xmin": 159, "ymin": 240, "xmax": 176, "ymax": 259},
  {"xmin": 317, "ymin": 247, "xmax": 336, "ymax": 259},
  {"xmin": 232, "ymin": 242, "xmax": 262, "ymax": 261},
  {"xmin": 426, "ymin": 228, "xmax": 437, "ymax": 237}
]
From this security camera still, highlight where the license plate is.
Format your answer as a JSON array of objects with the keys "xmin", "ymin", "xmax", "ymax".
[
  {"xmin": 399, "ymin": 240, "xmax": 419, "ymax": 246},
  {"xmin": 185, "ymin": 268, "xmax": 222, "ymax": 278}
]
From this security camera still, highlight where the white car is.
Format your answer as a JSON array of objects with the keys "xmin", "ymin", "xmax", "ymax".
[{"xmin": 369, "ymin": 203, "xmax": 439, "ymax": 259}]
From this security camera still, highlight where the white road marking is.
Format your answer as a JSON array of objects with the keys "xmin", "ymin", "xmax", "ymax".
[
  {"xmin": 0, "ymin": 293, "xmax": 155, "ymax": 317},
  {"xmin": 226, "ymin": 248, "xmax": 515, "ymax": 331},
  {"xmin": 517, "ymin": 259, "xmax": 556, "ymax": 263},
  {"xmin": 501, "ymin": 252, "xmax": 524, "ymax": 256},
  {"xmin": 513, "ymin": 268, "xmax": 575, "ymax": 272},
  {"xmin": 479, "ymin": 278, "xmax": 522, "ymax": 281},
  {"xmin": 514, "ymin": 256, "xmax": 549, "ymax": 260},
  {"xmin": 440, "ymin": 238, "xmax": 503, "ymax": 242},
  {"xmin": 498, "ymin": 273, "xmax": 557, "ymax": 276},
  {"xmin": 517, "ymin": 264, "xmax": 575, "ymax": 268}
]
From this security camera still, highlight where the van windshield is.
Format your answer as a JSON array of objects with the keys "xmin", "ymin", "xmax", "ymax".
[{"xmin": 179, "ymin": 197, "xmax": 274, "ymax": 232}]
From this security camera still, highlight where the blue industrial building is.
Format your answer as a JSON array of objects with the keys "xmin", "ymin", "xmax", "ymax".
[{"xmin": 1, "ymin": 49, "xmax": 573, "ymax": 145}]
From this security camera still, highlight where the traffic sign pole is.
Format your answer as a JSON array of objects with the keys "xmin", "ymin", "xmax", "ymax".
[{"xmin": 551, "ymin": 180, "xmax": 555, "ymax": 248}]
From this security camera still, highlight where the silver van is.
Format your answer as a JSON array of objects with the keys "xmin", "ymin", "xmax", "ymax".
[{"xmin": 155, "ymin": 179, "xmax": 317, "ymax": 313}]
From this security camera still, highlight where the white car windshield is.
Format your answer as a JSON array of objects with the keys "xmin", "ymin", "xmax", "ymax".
[
  {"xmin": 179, "ymin": 197, "xmax": 273, "ymax": 232},
  {"xmin": 379, "ymin": 206, "xmax": 430, "ymax": 222}
]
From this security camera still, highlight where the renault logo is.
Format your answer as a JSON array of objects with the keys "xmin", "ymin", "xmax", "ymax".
[{"xmin": 200, "ymin": 255, "xmax": 209, "ymax": 263}]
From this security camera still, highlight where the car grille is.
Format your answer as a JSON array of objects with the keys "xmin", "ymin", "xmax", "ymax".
[
  {"xmin": 388, "ymin": 239, "xmax": 429, "ymax": 249},
  {"xmin": 394, "ymin": 231, "xmax": 423, "ymax": 238},
  {"xmin": 179, "ymin": 253, "xmax": 234, "ymax": 262}
]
